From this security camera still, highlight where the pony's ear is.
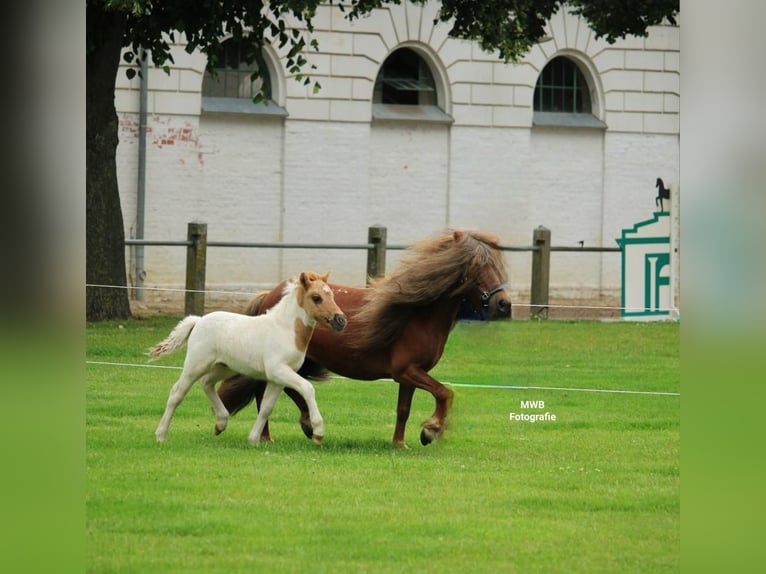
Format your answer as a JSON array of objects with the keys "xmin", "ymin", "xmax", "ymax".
[
  {"xmin": 299, "ymin": 271, "xmax": 310, "ymax": 289},
  {"xmin": 321, "ymin": 271, "xmax": 331, "ymax": 283},
  {"xmin": 453, "ymin": 230, "xmax": 464, "ymax": 242}
]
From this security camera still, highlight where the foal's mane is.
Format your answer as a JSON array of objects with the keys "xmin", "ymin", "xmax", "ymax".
[{"xmin": 350, "ymin": 230, "xmax": 506, "ymax": 350}]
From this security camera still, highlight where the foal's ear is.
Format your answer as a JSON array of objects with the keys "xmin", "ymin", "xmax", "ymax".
[
  {"xmin": 453, "ymin": 230, "xmax": 464, "ymax": 242},
  {"xmin": 321, "ymin": 271, "xmax": 331, "ymax": 283},
  {"xmin": 299, "ymin": 271, "xmax": 310, "ymax": 289}
]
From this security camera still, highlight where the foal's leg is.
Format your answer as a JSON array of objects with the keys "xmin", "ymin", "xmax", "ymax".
[
  {"xmin": 268, "ymin": 366, "xmax": 324, "ymax": 444},
  {"xmin": 248, "ymin": 382, "xmax": 282, "ymax": 445},
  {"xmin": 155, "ymin": 369, "xmax": 201, "ymax": 442}
]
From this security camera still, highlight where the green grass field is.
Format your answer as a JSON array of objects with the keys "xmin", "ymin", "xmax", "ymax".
[{"xmin": 86, "ymin": 318, "xmax": 679, "ymax": 573}]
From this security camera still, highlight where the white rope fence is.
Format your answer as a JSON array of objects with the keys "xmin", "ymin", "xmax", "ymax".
[{"xmin": 85, "ymin": 359, "xmax": 680, "ymax": 397}]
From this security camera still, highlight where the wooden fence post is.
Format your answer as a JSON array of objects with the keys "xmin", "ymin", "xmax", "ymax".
[
  {"xmin": 530, "ymin": 225, "xmax": 550, "ymax": 319},
  {"xmin": 366, "ymin": 225, "xmax": 387, "ymax": 285},
  {"xmin": 185, "ymin": 222, "xmax": 207, "ymax": 315}
]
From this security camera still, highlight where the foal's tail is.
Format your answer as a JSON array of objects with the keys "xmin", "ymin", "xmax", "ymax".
[{"xmin": 148, "ymin": 316, "xmax": 200, "ymax": 360}]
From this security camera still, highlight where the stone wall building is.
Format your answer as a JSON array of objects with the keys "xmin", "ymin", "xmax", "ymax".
[{"xmin": 115, "ymin": 2, "xmax": 679, "ymax": 309}]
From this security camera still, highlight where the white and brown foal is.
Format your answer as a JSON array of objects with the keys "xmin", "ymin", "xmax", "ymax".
[{"xmin": 150, "ymin": 271, "xmax": 346, "ymax": 445}]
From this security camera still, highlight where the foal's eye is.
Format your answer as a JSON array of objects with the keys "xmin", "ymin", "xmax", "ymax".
[{"xmin": 311, "ymin": 294, "xmax": 322, "ymax": 304}]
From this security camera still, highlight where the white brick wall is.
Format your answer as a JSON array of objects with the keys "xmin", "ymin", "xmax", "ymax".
[{"xmin": 115, "ymin": 1, "xmax": 679, "ymax": 305}]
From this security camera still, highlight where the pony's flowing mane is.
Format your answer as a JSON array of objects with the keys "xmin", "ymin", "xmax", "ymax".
[{"xmin": 350, "ymin": 230, "xmax": 506, "ymax": 350}]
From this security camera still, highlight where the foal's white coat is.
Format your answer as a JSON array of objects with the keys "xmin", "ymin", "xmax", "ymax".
[{"xmin": 150, "ymin": 271, "xmax": 346, "ymax": 445}]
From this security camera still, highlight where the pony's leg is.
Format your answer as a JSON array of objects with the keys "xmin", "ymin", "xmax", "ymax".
[
  {"xmin": 283, "ymin": 386, "xmax": 313, "ymax": 439},
  {"xmin": 268, "ymin": 367, "xmax": 324, "ymax": 444},
  {"xmin": 248, "ymin": 382, "xmax": 282, "ymax": 445},
  {"xmin": 394, "ymin": 365, "xmax": 454, "ymax": 446},
  {"xmin": 198, "ymin": 367, "xmax": 231, "ymax": 435},
  {"xmin": 155, "ymin": 369, "xmax": 200, "ymax": 442},
  {"xmin": 392, "ymin": 383, "xmax": 416, "ymax": 449}
]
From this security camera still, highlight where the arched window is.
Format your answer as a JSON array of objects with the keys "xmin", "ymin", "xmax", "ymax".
[
  {"xmin": 374, "ymin": 48, "xmax": 436, "ymax": 106},
  {"xmin": 534, "ymin": 56, "xmax": 590, "ymax": 113},
  {"xmin": 201, "ymin": 37, "xmax": 286, "ymax": 116},
  {"xmin": 533, "ymin": 55, "xmax": 604, "ymax": 128},
  {"xmin": 372, "ymin": 47, "xmax": 452, "ymax": 124}
]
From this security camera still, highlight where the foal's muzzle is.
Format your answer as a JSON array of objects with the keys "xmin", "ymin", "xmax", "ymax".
[{"xmin": 328, "ymin": 314, "xmax": 347, "ymax": 332}]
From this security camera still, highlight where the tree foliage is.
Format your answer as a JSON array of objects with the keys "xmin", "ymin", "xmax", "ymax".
[{"xmin": 86, "ymin": 0, "xmax": 678, "ymax": 320}]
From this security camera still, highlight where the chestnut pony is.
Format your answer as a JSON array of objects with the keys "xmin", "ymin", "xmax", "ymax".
[{"xmin": 217, "ymin": 231, "xmax": 511, "ymax": 448}]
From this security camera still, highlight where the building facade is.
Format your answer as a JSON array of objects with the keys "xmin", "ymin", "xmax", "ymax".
[{"xmin": 115, "ymin": 2, "xmax": 679, "ymax": 307}]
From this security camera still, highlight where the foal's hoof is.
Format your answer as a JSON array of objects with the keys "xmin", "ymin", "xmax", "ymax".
[{"xmin": 312, "ymin": 435, "xmax": 324, "ymax": 445}]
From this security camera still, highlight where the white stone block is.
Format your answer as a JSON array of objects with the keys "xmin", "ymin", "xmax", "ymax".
[
  {"xmin": 352, "ymin": 77, "xmax": 374, "ymax": 101},
  {"xmin": 448, "ymin": 60, "xmax": 493, "ymax": 84},
  {"xmin": 593, "ymin": 49, "xmax": 625, "ymax": 73},
  {"xmin": 664, "ymin": 51, "xmax": 680, "ymax": 73},
  {"xmin": 452, "ymin": 104, "xmax": 492, "ymax": 126},
  {"xmin": 606, "ymin": 111, "xmax": 643, "ymax": 133},
  {"xmin": 643, "ymin": 112, "xmax": 679, "ymax": 134},
  {"xmin": 285, "ymin": 97, "xmax": 331, "ymax": 121},
  {"xmin": 644, "ymin": 71, "xmax": 679, "ymax": 94},
  {"xmin": 352, "ymin": 33, "xmax": 388, "ymax": 64},
  {"xmin": 439, "ymin": 38, "xmax": 473, "ymax": 67},
  {"xmin": 644, "ymin": 25, "xmax": 680, "ymax": 51},
  {"xmin": 624, "ymin": 91, "xmax": 664, "ymax": 113},
  {"xmin": 179, "ymin": 70, "xmax": 203, "ymax": 93},
  {"xmin": 451, "ymin": 83, "xmax": 471, "ymax": 104},
  {"xmin": 152, "ymin": 92, "xmax": 201, "ymax": 116},
  {"xmin": 601, "ymin": 69, "xmax": 644, "ymax": 93},
  {"xmin": 147, "ymin": 67, "xmax": 180, "ymax": 91},
  {"xmin": 471, "ymin": 83, "xmax": 513, "ymax": 106},
  {"xmin": 492, "ymin": 106, "xmax": 533, "ymax": 128},
  {"xmin": 604, "ymin": 91, "xmax": 624, "ymax": 112},
  {"xmin": 664, "ymin": 93, "xmax": 680, "ymax": 113},
  {"xmin": 514, "ymin": 85, "xmax": 534, "ymax": 107},
  {"xmin": 330, "ymin": 100, "xmax": 372, "ymax": 123},
  {"xmin": 625, "ymin": 50, "xmax": 664, "ymax": 71},
  {"xmin": 331, "ymin": 54, "xmax": 378, "ymax": 80}
]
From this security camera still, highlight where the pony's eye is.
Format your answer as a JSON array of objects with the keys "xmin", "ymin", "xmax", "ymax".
[{"xmin": 311, "ymin": 294, "xmax": 322, "ymax": 304}]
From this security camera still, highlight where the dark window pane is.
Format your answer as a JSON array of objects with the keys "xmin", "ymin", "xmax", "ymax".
[{"xmin": 534, "ymin": 56, "xmax": 591, "ymax": 113}]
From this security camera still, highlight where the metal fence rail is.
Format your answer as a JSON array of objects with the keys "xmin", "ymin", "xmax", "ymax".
[{"xmin": 125, "ymin": 223, "xmax": 621, "ymax": 318}]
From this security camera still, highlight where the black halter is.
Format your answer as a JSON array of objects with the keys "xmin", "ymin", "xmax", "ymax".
[
  {"xmin": 479, "ymin": 283, "xmax": 508, "ymax": 309},
  {"xmin": 457, "ymin": 282, "xmax": 508, "ymax": 320}
]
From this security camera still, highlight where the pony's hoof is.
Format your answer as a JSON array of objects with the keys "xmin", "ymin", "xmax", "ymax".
[
  {"xmin": 300, "ymin": 419, "xmax": 314, "ymax": 439},
  {"xmin": 420, "ymin": 426, "xmax": 441, "ymax": 446},
  {"xmin": 312, "ymin": 435, "xmax": 324, "ymax": 445},
  {"xmin": 392, "ymin": 439, "xmax": 409, "ymax": 450}
]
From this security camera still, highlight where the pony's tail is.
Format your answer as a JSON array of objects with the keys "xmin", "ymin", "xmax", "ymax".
[
  {"xmin": 244, "ymin": 290, "xmax": 270, "ymax": 316},
  {"xmin": 217, "ymin": 375, "xmax": 261, "ymax": 415},
  {"xmin": 148, "ymin": 316, "xmax": 200, "ymax": 361}
]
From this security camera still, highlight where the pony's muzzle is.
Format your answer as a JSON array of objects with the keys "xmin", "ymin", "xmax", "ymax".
[
  {"xmin": 328, "ymin": 314, "xmax": 347, "ymax": 332},
  {"xmin": 496, "ymin": 297, "xmax": 512, "ymax": 318}
]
